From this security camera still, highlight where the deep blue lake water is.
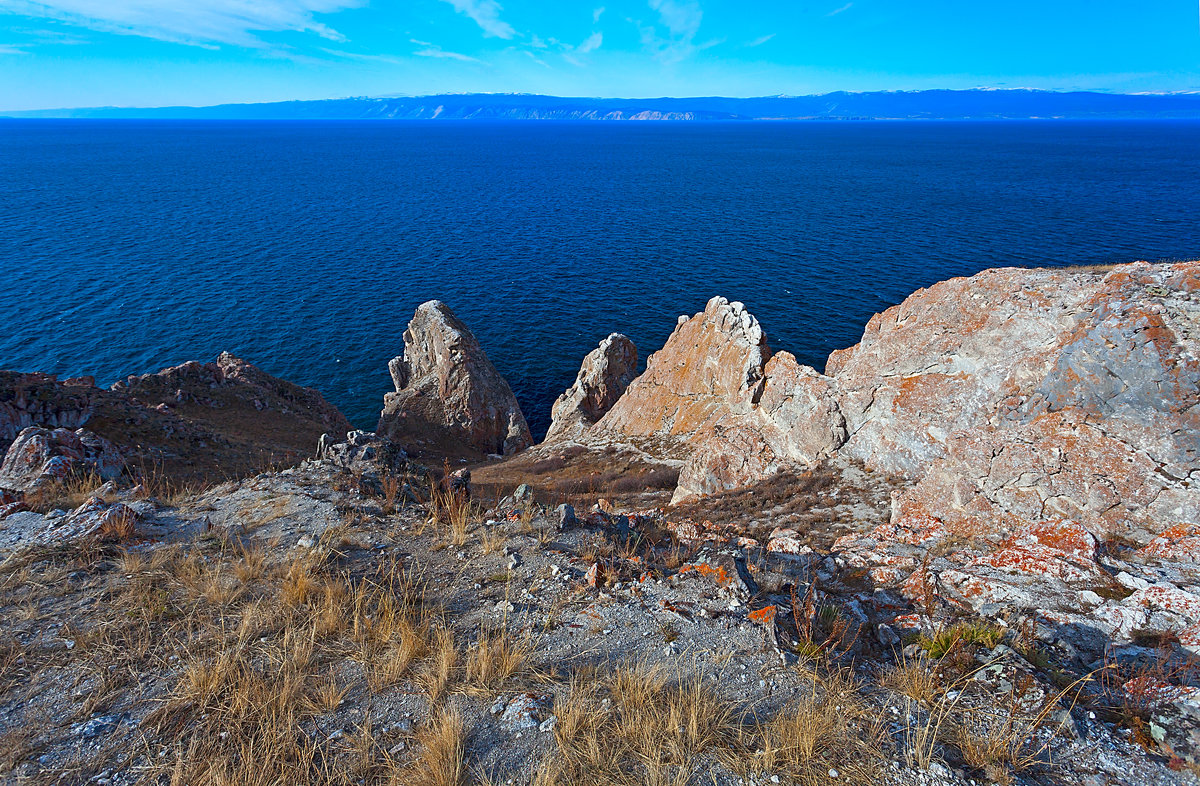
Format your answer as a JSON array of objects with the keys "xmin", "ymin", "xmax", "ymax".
[{"xmin": 1, "ymin": 120, "xmax": 1198, "ymax": 436}]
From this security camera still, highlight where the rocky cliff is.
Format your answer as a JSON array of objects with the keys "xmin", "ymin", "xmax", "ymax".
[
  {"xmin": 377, "ymin": 300, "xmax": 532, "ymax": 459},
  {"xmin": 583, "ymin": 261, "xmax": 1199, "ymax": 542},
  {"xmin": 6, "ymin": 260, "xmax": 1200, "ymax": 784}
]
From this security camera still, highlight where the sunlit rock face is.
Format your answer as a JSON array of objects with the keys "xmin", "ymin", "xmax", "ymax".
[
  {"xmin": 544, "ymin": 333, "xmax": 638, "ymax": 444},
  {"xmin": 597, "ymin": 296, "xmax": 771, "ymax": 444},
  {"xmin": 592, "ymin": 296, "xmax": 845, "ymax": 503},
  {"xmin": 831, "ymin": 261, "xmax": 1200, "ymax": 543},
  {"xmin": 589, "ymin": 260, "xmax": 1199, "ymax": 539},
  {"xmin": 378, "ymin": 300, "xmax": 532, "ymax": 458}
]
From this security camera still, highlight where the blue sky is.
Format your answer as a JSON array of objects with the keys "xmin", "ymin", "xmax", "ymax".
[{"xmin": 1, "ymin": 1, "xmax": 1198, "ymax": 110}]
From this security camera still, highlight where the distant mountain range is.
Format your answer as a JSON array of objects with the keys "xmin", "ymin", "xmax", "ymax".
[{"xmin": 7, "ymin": 90, "xmax": 1200, "ymax": 120}]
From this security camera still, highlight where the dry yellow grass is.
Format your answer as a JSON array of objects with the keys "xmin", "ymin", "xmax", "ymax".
[
  {"xmin": 428, "ymin": 484, "xmax": 473, "ymax": 547},
  {"xmin": 400, "ymin": 706, "xmax": 467, "ymax": 786},
  {"xmin": 422, "ymin": 627, "xmax": 460, "ymax": 702},
  {"xmin": 479, "ymin": 524, "xmax": 506, "ymax": 556},
  {"xmin": 538, "ymin": 661, "xmax": 739, "ymax": 786},
  {"xmin": 464, "ymin": 626, "xmax": 532, "ymax": 693},
  {"xmin": 23, "ymin": 471, "xmax": 109, "ymax": 513},
  {"xmin": 881, "ymin": 656, "xmax": 943, "ymax": 705},
  {"xmin": 738, "ymin": 669, "xmax": 883, "ymax": 785}
]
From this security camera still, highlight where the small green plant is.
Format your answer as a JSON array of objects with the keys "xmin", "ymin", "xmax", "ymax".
[{"xmin": 918, "ymin": 621, "xmax": 1004, "ymax": 659}]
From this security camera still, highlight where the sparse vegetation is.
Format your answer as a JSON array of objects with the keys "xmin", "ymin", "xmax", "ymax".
[{"xmin": 0, "ymin": 455, "xmax": 1189, "ymax": 786}]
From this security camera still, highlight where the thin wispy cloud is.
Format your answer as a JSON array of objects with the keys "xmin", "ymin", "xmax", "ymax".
[
  {"xmin": 826, "ymin": 3, "xmax": 853, "ymax": 16},
  {"xmin": 641, "ymin": 0, "xmax": 705, "ymax": 64},
  {"xmin": 438, "ymin": 0, "xmax": 515, "ymax": 39},
  {"xmin": 411, "ymin": 38, "xmax": 485, "ymax": 63},
  {"xmin": 0, "ymin": 43, "xmax": 28, "ymax": 54},
  {"xmin": 577, "ymin": 31, "xmax": 602, "ymax": 54},
  {"xmin": 592, "ymin": 6, "xmax": 605, "ymax": 23},
  {"xmin": 0, "ymin": 0, "xmax": 361, "ymax": 47},
  {"xmin": 522, "ymin": 49, "xmax": 549, "ymax": 67},
  {"xmin": 649, "ymin": 0, "xmax": 702, "ymax": 40},
  {"xmin": 746, "ymin": 33, "xmax": 774, "ymax": 47},
  {"xmin": 320, "ymin": 47, "xmax": 402, "ymax": 64}
]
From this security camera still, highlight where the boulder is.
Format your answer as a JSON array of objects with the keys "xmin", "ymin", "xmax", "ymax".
[
  {"xmin": 378, "ymin": 301, "xmax": 531, "ymax": 457},
  {"xmin": 544, "ymin": 333, "xmax": 637, "ymax": 442},
  {"xmin": 0, "ymin": 427, "xmax": 123, "ymax": 493},
  {"xmin": 40, "ymin": 496, "xmax": 140, "ymax": 543}
]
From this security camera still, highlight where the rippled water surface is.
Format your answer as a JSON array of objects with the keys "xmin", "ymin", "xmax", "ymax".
[{"xmin": 1, "ymin": 120, "xmax": 1198, "ymax": 435}]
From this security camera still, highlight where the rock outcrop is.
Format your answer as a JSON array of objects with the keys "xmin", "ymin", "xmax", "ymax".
[
  {"xmin": 594, "ymin": 296, "xmax": 845, "ymax": 502},
  {"xmin": 114, "ymin": 351, "xmax": 351, "ymax": 437},
  {"xmin": 829, "ymin": 261, "xmax": 1200, "ymax": 544},
  {"xmin": 588, "ymin": 261, "xmax": 1199, "ymax": 529},
  {"xmin": 544, "ymin": 333, "xmax": 637, "ymax": 443},
  {"xmin": 598, "ymin": 297, "xmax": 770, "ymax": 444},
  {"xmin": 0, "ymin": 371, "xmax": 95, "ymax": 450},
  {"xmin": 378, "ymin": 301, "xmax": 532, "ymax": 458},
  {"xmin": 0, "ymin": 427, "xmax": 123, "ymax": 493}
]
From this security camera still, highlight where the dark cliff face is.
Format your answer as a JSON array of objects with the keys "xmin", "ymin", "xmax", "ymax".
[{"xmin": 0, "ymin": 355, "xmax": 351, "ymax": 485}]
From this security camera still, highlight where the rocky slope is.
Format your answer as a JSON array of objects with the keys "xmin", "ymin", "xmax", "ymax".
[{"xmin": 0, "ymin": 353, "xmax": 351, "ymax": 490}]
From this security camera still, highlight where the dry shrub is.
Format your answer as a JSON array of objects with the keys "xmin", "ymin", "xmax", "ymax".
[{"xmin": 380, "ymin": 474, "xmax": 404, "ymax": 515}]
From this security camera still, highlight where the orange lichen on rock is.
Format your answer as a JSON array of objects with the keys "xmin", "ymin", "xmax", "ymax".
[
  {"xmin": 748, "ymin": 605, "xmax": 777, "ymax": 625},
  {"xmin": 1141, "ymin": 524, "xmax": 1200, "ymax": 562},
  {"xmin": 974, "ymin": 520, "xmax": 1102, "ymax": 583},
  {"xmin": 677, "ymin": 561, "xmax": 738, "ymax": 589}
]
